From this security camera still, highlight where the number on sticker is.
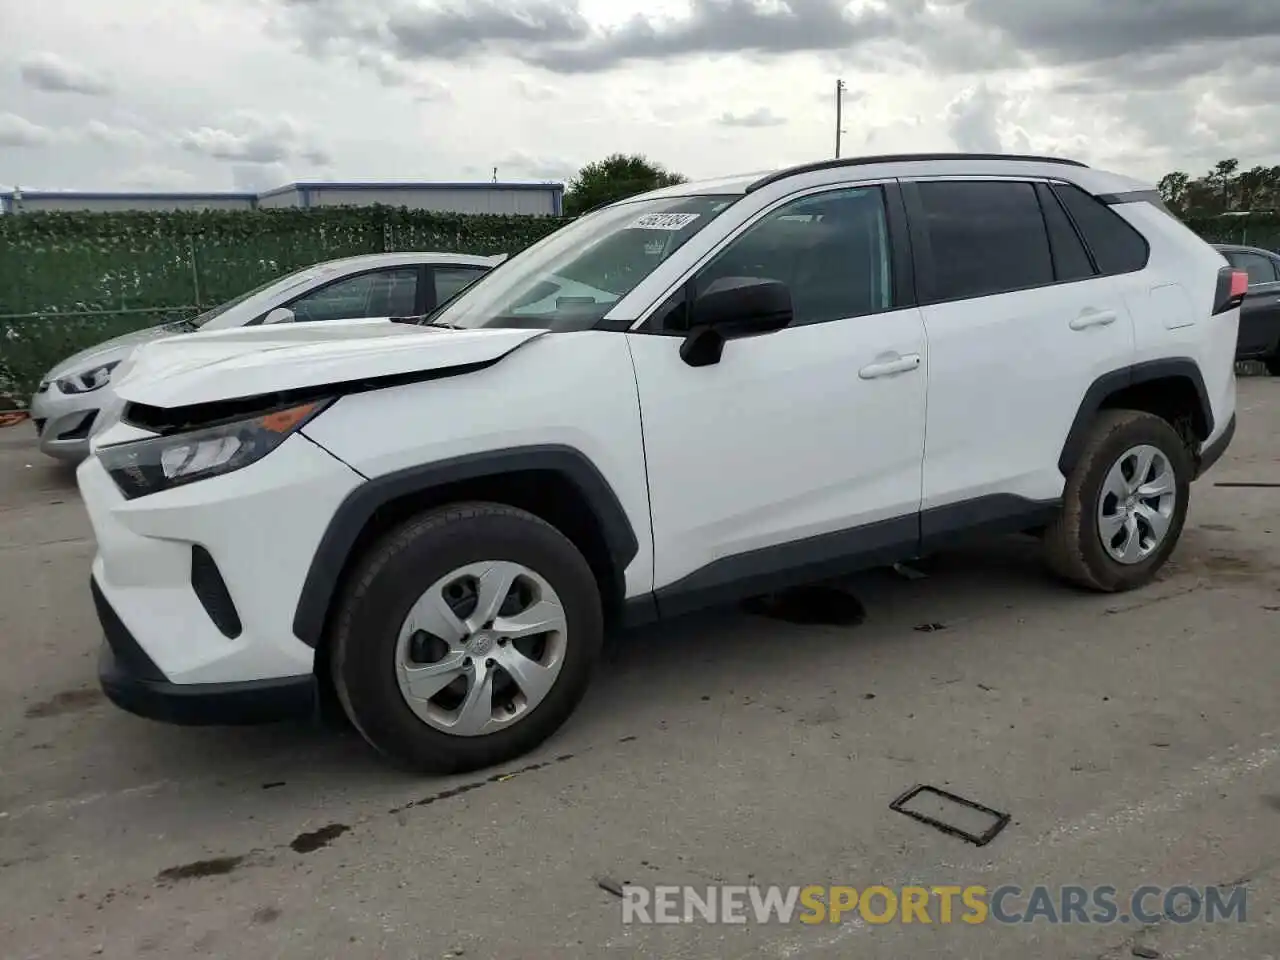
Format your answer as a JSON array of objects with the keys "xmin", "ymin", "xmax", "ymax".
[{"xmin": 629, "ymin": 212, "xmax": 701, "ymax": 231}]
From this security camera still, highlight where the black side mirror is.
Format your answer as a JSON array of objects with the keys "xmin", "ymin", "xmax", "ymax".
[{"xmin": 679, "ymin": 277, "xmax": 794, "ymax": 367}]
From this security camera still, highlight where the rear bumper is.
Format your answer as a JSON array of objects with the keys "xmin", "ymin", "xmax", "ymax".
[
  {"xmin": 93, "ymin": 576, "xmax": 315, "ymax": 726},
  {"xmin": 1194, "ymin": 412, "xmax": 1236, "ymax": 480}
]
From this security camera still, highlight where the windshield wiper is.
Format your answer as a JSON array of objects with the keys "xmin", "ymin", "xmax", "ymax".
[{"xmin": 388, "ymin": 314, "xmax": 465, "ymax": 329}]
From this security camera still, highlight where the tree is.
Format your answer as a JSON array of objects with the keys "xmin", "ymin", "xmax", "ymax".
[
  {"xmin": 1207, "ymin": 158, "xmax": 1240, "ymax": 209},
  {"xmin": 1157, "ymin": 171, "xmax": 1190, "ymax": 212},
  {"xmin": 563, "ymin": 154, "xmax": 687, "ymax": 216},
  {"xmin": 1157, "ymin": 158, "xmax": 1280, "ymax": 216}
]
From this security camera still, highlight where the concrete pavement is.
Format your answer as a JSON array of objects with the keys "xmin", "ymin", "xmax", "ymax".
[{"xmin": 1, "ymin": 382, "xmax": 1278, "ymax": 959}]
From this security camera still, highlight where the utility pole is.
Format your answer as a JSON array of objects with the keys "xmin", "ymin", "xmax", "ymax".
[{"xmin": 834, "ymin": 79, "xmax": 846, "ymax": 159}]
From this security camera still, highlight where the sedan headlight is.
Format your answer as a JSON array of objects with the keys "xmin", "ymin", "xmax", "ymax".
[
  {"xmin": 97, "ymin": 399, "xmax": 332, "ymax": 499},
  {"xmin": 57, "ymin": 361, "xmax": 121, "ymax": 394}
]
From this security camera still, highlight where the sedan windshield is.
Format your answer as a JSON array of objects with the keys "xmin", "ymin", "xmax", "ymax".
[
  {"xmin": 187, "ymin": 263, "xmax": 337, "ymax": 330},
  {"xmin": 429, "ymin": 194, "xmax": 738, "ymax": 330}
]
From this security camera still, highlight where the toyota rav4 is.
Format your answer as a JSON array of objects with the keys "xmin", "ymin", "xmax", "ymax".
[{"xmin": 79, "ymin": 153, "xmax": 1243, "ymax": 774}]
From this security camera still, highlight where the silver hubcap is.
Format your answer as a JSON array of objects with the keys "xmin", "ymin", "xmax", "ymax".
[
  {"xmin": 394, "ymin": 561, "xmax": 568, "ymax": 737},
  {"xmin": 1097, "ymin": 444, "xmax": 1178, "ymax": 565}
]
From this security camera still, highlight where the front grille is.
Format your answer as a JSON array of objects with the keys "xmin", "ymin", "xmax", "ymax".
[
  {"xmin": 190, "ymin": 545, "xmax": 243, "ymax": 639},
  {"xmin": 56, "ymin": 410, "xmax": 97, "ymax": 441}
]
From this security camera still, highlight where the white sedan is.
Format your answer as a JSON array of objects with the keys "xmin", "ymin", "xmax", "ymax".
[{"xmin": 29, "ymin": 251, "xmax": 504, "ymax": 462}]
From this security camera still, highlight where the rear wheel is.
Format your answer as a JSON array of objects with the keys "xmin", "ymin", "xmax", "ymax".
[
  {"xmin": 1265, "ymin": 355, "xmax": 1280, "ymax": 376},
  {"xmin": 331, "ymin": 502, "xmax": 603, "ymax": 774},
  {"xmin": 1044, "ymin": 410, "xmax": 1191, "ymax": 592}
]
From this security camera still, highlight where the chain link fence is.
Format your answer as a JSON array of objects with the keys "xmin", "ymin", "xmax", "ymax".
[{"xmin": 1182, "ymin": 216, "xmax": 1280, "ymax": 252}]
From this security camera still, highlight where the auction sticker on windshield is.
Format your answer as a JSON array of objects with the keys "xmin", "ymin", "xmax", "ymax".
[{"xmin": 629, "ymin": 212, "xmax": 701, "ymax": 231}]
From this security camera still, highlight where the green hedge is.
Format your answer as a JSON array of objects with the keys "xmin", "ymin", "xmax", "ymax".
[
  {"xmin": 1182, "ymin": 214, "xmax": 1280, "ymax": 250},
  {"xmin": 0, "ymin": 206, "xmax": 567, "ymax": 405},
  {"xmin": 3, "ymin": 207, "xmax": 1279, "ymax": 407}
]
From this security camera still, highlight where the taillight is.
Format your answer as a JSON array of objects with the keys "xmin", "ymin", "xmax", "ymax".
[
  {"xmin": 1212, "ymin": 266, "xmax": 1248, "ymax": 315},
  {"xmin": 1230, "ymin": 269, "xmax": 1248, "ymax": 299}
]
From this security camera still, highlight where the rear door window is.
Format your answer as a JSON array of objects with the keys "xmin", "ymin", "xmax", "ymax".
[{"xmin": 914, "ymin": 180, "xmax": 1054, "ymax": 301}]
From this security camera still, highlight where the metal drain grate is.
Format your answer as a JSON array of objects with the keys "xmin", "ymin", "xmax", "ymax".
[{"xmin": 890, "ymin": 785, "xmax": 1011, "ymax": 847}]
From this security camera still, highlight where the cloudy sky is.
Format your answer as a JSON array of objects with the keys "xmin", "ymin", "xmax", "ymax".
[{"xmin": 1, "ymin": 0, "xmax": 1277, "ymax": 194}]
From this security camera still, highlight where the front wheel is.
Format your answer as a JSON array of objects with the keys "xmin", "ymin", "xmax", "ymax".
[
  {"xmin": 1043, "ymin": 410, "xmax": 1191, "ymax": 592},
  {"xmin": 1265, "ymin": 355, "xmax": 1280, "ymax": 376},
  {"xmin": 331, "ymin": 502, "xmax": 603, "ymax": 774}
]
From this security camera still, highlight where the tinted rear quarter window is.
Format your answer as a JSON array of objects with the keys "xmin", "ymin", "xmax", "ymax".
[
  {"xmin": 916, "ymin": 180, "xmax": 1054, "ymax": 301},
  {"xmin": 1052, "ymin": 183, "xmax": 1150, "ymax": 275}
]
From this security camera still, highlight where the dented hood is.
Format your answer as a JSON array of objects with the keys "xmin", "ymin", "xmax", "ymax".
[{"xmin": 111, "ymin": 317, "xmax": 546, "ymax": 408}]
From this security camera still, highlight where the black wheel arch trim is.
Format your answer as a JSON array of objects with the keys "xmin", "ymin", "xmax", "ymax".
[
  {"xmin": 291, "ymin": 444, "xmax": 641, "ymax": 648},
  {"xmin": 1058, "ymin": 359, "xmax": 1213, "ymax": 478},
  {"xmin": 1194, "ymin": 412, "xmax": 1235, "ymax": 480}
]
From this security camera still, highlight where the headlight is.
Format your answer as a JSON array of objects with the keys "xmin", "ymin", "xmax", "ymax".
[
  {"xmin": 97, "ymin": 399, "xmax": 332, "ymax": 499},
  {"xmin": 57, "ymin": 362, "xmax": 120, "ymax": 394}
]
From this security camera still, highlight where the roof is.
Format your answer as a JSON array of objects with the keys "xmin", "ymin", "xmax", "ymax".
[
  {"xmin": 315, "ymin": 251, "xmax": 508, "ymax": 269},
  {"xmin": 2, "ymin": 180, "xmax": 565, "ymax": 206},
  {"xmin": 1, "ymin": 190, "xmax": 256, "ymax": 201},
  {"xmin": 1214, "ymin": 243, "xmax": 1280, "ymax": 256},
  {"xmin": 624, "ymin": 152, "xmax": 1151, "ymax": 206},
  {"xmin": 257, "ymin": 180, "xmax": 564, "ymax": 200}
]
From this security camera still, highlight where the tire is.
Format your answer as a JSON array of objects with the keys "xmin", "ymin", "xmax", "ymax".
[
  {"xmin": 1265, "ymin": 355, "xmax": 1280, "ymax": 376},
  {"xmin": 1043, "ymin": 409, "xmax": 1192, "ymax": 592},
  {"xmin": 330, "ymin": 501, "xmax": 603, "ymax": 774}
]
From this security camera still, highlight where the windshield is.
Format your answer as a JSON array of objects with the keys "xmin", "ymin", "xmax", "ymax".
[
  {"xmin": 429, "ymin": 194, "xmax": 737, "ymax": 330},
  {"xmin": 187, "ymin": 264, "xmax": 334, "ymax": 330}
]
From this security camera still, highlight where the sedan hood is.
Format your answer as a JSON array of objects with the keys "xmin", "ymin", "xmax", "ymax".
[
  {"xmin": 112, "ymin": 317, "xmax": 547, "ymax": 408},
  {"xmin": 43, "ymin": 321, "xmax": 188, "ymax": 382}
]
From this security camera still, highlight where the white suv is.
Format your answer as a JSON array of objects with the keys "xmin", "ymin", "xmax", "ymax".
[{"xmin": 79, "ymin": 154, "xmax": 1243, "ymax": 774}]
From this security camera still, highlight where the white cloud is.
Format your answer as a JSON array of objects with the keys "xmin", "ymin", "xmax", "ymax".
[
  {"xmin": 84, "ymin": 120, "xmax": 150, "ymax": 150},
  {"xmin": 413, "ymin": 78, "xmax": 454, "ymax": 103},
  {"xmin": 231, "ymin": 161, "xmax": 292, "ymax": 193},
  {"xmin": 493, "ymin": 149, "xmax": 581, "ymax": 181},
  {"xmin": 946, "ymin": 84, "xmax": 1004, "ymax": 152},
  {"xmin": 178, "ymin": 111, "xmax": 330, "ymax": 167},
  {"xmin": 0, "ymin": 0, "xmax": 1275, "ymax": 193},
  {"xmin": 0, "ymin": 113, "xmax": 57, "ymax": 148},
  {"xmin": 511, "ymin": 75, "xmax": 560, "ymax": 101},
  {"xmin": 717, "ymin": 107, "xmax": 787, "ymax": 128},
  {"xmin": 18, "ymin": 51, "xmax": 112, "ymax": 96},
  {"xmin": 118, "ymin": 164, "xmax": 198, "ymax": 189}
]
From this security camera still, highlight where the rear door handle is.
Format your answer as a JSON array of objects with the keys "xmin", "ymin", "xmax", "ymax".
[
  {"xmin": 1069, "ymin": 309, "xmax": 1118, "ymax": 330},
  {"xmin": 859, "ymin": 353, "xmax": 922, "ymax": 379}
]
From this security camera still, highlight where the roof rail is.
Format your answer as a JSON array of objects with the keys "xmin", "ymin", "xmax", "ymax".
[{"xmin": 745, "ymin": 152, "xmax": 1089, "ymax": 193}]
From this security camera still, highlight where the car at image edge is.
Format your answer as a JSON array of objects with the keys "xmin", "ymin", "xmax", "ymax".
[
  {"xmin": 1213, "ymin": 242, "xmax": 1280, "ymax": 373},
  {"xmin": 78, "ymin": 152, "xmax": 1243, "ymax": 775},
  {"xmin": 29, "ymin": 251, "xmax": 505, "ymax": 462}
]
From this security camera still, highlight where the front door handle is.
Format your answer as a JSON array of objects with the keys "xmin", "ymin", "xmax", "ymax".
[
  {"xmin": 859, "ymin": 353, "xmax": 922, "ymax": 380},
  {"xmin": 1069, "ymin": 309, "xmax": 1118, "ymax": 330}
]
